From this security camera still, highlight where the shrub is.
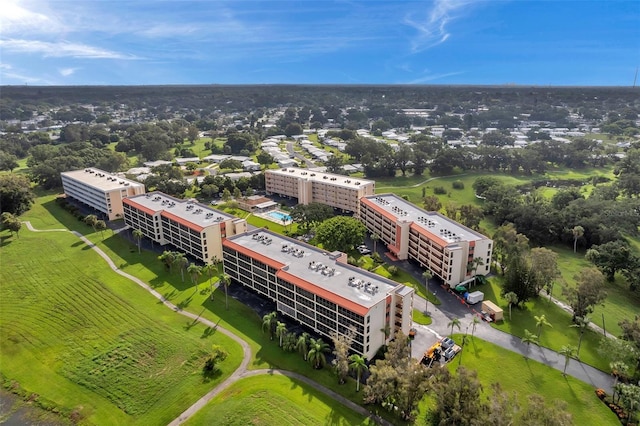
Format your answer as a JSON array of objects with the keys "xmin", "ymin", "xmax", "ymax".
[
  {"xmin": 434, "ymin": 186, "xmax": 447, "ymax": 195},
  {"xmin": 388, "ymin": 265, "xmax": 398, "ymax": 276},
  {"xmin": 452, "ymin": 180, "xmax": 465, "ymax": 190},
  {"xmin": 372, "ymin": 252, "xmax": 382, "ymax": 263}
]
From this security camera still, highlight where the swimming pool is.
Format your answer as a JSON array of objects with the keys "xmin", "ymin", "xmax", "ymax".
[{"xmin": 267, "ymin": 211, "xmax": 292, "ymax": 222}]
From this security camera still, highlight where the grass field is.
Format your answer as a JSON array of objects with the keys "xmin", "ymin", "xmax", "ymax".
[
  {"xmin": 447, "ymin": 336, "xmax": 619, "ymax": 426},
  {"xmin": 482, "ymin": 276, "xmax": 610, "ymax": 372},
  {"xmin": 184, "ymin": 374, "xmax": 373, "ymax": 426},
  {"xmin": 0, "ymin": 227, "xmax": 242, "ymax": 425}
]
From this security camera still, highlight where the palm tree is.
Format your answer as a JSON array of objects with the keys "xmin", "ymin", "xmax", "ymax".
[
  {"xmin": 349, "ymin": 354, "xmax": 368, "ymax": 392},
  {"xmin": 174, "ymin": 253, "xmax": 188, "ymax": 282},
  {"xmin": 219, "ymin": 273, "xmax": 231, "ymax": 310},
  {"xmin": 504, "ymin": 291, "xmax": 518, "ymax": 320},
  {"xmin": 84, "ymin": 214, "xmax": 98, "ymax": 232},
  {"xmin": 559, "ymin": 345, "xmax": 576, "ymax": 376},
  {"xmin": 187, "ymin": 262, "xmax": 202, "ymax": 289},
  {"xmin": 307, "ymin": 338, "xmax": 330, "ymax": 369},
  {"xmin": 296, "ymin": 332, "xmax": 310, "ymax": 360},
  {"xmin": 448, "ymin": 317, "xmax": 461, "ymax": 337},
  {"xmin": 262, "ymin": 311, "xmax": 277, "ymax": 340},
  {"xmin": 572, "ymin": 225, "xmax": 584, "ymax": 253},
  {"xmin": 95, "ymin": 220, "xmax": 107, "ymax": 239},
  {"xmin": 371, "ymin": 233, "xmax": 380, "ymax": 253},
  {"xmin": 471, "ymin": 257, "xmax": 484, "ymax": 287},
  {"xmin": 470, "ymin": 316, "xmax": 480, "ymax": 338},
  {"xmin": 570, "ymin": 315, "xmax": 590, "ymax": 357},
  {"xmin": 132, "ymin": 229, "xmax": 143, "ymax": 253},
  {"xmin": 422, "ymin": 270, "xmax": 433, "ymax": 313},
  {"xmin": 534, "ymin": 314, "xmax": 552, "ymax": 340},
  {"xmin": 521, "ymin": 329, "xmax": 539, "ymax": 359},
  {"xmin": 275, "ymin": 321, "xmax": 287, "ymax": 347},
  {"xmin": 158, "ymin": 251, "xmax": 176, "ymax": 272},
  {"xmin": 202, "ymin": 263, "xmax": 217, "ymax": 299}
]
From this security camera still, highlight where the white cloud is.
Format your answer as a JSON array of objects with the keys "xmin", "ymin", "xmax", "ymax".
[
  {"xmin": 404, "ymin": 0, "xmax": 473, "ymax": 52},
  {"xmin": 59, "ymin": 67, "xmax": 78, "ymax": 76},
  {"xmin": 0, "ymin": 39, "xmax": 140, "ymax": 59},
  {"xmin": 1, "ymin": 0, "xmax": 64, "ymax": 34}
]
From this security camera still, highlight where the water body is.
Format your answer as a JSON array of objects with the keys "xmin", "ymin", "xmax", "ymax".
[{"xmin": 0, "ymin": 389, "xmax": 67, "ymax": 426}]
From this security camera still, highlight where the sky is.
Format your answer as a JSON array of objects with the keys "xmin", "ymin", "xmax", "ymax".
[{"xmin": 1, "ymin": 0, "xmax": 639, "ymax": 86}]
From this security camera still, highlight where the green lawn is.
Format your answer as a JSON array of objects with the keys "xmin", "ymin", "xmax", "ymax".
[
  {"xmin": 448, "ymin": 336, "xmax": 618, "ymax": 426},
  {"xmin": 483, "ymin": 277, "xmax": 609, "ymax": 372},
  {"xmin": 0, "ymin": 227, "xmax": 242, "ymax": 425},
  {"xmin": 413, "ymin": 309, "xmax": 432, "ymax": 325},
  {"xmin": 184, "ymin": 375, "xmax": 373, "ymax": 426},
  {"xmin": 550, "ymin": 244, "xmax": 640, "ymax": 338}
]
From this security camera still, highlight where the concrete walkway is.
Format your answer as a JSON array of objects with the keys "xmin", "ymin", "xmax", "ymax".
[{"xmin": 21, "ymin": 222, "xmax": 383, "ymax": 425}]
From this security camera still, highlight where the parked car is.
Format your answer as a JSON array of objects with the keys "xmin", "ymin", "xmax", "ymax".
[
  {"xmin": 358, "ymin": 247, "xmax": 371, "ymax": 254},
  {"xmin": 443, "ymin": 344, "xmax": 462, "ymax": 361}
]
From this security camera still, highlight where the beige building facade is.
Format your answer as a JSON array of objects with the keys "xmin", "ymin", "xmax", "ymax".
[
  {"xmin": 265, "ymin": 168, "xmax": 374, "ymax": 213},
  {"xmin": 61, "ymin": 168, "xmax": 145, "ymax": 220}
]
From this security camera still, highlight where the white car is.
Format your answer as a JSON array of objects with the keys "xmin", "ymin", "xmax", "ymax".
[{"xmin": 358, "ymin": 247, "xmax": 371, "ymax": 254}]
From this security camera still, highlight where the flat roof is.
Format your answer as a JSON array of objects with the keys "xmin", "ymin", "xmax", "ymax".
[
  {"xmin": 225, "ymin": 229, "xmax": 406, "ymax": 311},
  {"xmin": 267, "ymin": 167, "xmax": 374, "ymax": 190},
  {"xmin": 125, "ymin": 192, "xmax": 237, "ymax": 230},
  {"xmin": 62, "ymin": 168, "xmax": 144, "ymax": 192},
  {"xmin": 363, "ymin": 194, "xmax": 489, "ymax": 244}
]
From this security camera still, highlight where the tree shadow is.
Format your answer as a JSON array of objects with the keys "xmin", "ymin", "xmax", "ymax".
[
  {"xmin": 176, "ymin": 296, "xmax": 193, "ymax": 310},
  {"xmin": 201, "ymin": 367, "xmax": 223, "ymax": 383},
  {"xmin": 71, "ymin": 240, "xmax": 84, "ymax": 247},
  {"xmin": 0, "ymin": 235, "xmax": 13, "ymax": 247},
  {"xmin": 159, "ymin": 289, "xmax": 177, "ymax": 303}
]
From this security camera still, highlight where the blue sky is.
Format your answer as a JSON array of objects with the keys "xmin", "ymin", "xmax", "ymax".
[{"xmin": 1, "ymin": 0, "xmax": 638, "ymax": 86}]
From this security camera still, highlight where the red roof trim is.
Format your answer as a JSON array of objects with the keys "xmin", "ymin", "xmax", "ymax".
[
  {"xmin": 161, "ymin": 210, "xmax": 205, "ymax": 233},
  {"xmin": 223, "ymin": 239, "xmax": 286, "ymax": 269},
  {"xmin": 277, "ymin": 270, "xmax": 369, "ymax": 317},
  {"xmin": 410, "ymin": 223, "xmax": 448, "ymax": 247},
  {"xmin": 123, "ymin": 198, "xmax": 157, "ymax": 216},
  {"xmin": 361, "ymin": 198, "xmax": 399, "ymax": 222}
]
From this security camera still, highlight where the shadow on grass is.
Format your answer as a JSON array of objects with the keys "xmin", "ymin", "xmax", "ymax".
[
  {"xmin": 177, "ymin": 296, "xmax": 193, "ymax": 311},
  {"xmin": 201, "ymin": 367, "xmax": 223, "ymax": 384},
  {"xmin": 0, "ymin": 235, "xmax": 14, "ymax": 247}
]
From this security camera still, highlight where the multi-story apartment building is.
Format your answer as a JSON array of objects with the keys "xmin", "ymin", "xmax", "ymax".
[
  {"xmin": 222, "ymin": 229, "xmax": 414, "ymax": 359},
  {"xmin": 123, "ymin": 192, "xmax": 247, "ymax": 263},
  {"xmin": 61, "ymin": 168, "xmax": 146, "ymax": 220},
  {"xmin": 360, "ymin": 194, "xmax": 493, "ymax": 287},
  {"xmin": 265, "ymin": 168, "xmax": 374, "ymax": 214}
]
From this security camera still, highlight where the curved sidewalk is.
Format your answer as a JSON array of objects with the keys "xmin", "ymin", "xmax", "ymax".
[{"xmin": 21, "ymin": 222, "xmax": 383, "ymax": 425}]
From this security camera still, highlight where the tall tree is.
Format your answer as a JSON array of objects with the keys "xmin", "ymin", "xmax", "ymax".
[
  {"xmin": 571, "ymin": 315, "xmax": 591, "ymax": 357},
  {"xmin": 315, "ymin": 216, "xmax": 366, "ymax": 252},
  {"xmin": 504, "ymin": 291, "xmax": 519, "ymax": 320},
  {"xmin": 471, "ymin": 316, "xmax": 481, "ymax": 338},
  {"xmin": 563, "ymin": 267, "xmax": 607, "ymax": 321},
  {"xmin": 558, "ymin": 345, "xmax": 576, "ymax": 376},
  {"xmin": 202, "ymin": 263, "xmax": 217, "ymax": 299},
  {"xmin": 132, "ymin": 228, "xmax": 143, "ymax": 254},
  {"xmin": 158, "ymin": 250, "xmax": 176, "ymax": 272},
  {"xmin": 534, "ymin": 314, "xmax": 552, "ymax": 340},
  {"xmin": 370, "ymin": 233, "xmax": 380, "ymax": 253},
  {"xmin": 187, "ymin": 262, "xmax": 202, "ymax": 289},
  {"xmin": 572, "ymin": 225, "xmax": 584, "ymax": 253},
  {"xmin": 331, "ymin": 328, "xmax": 355, "ymax": 384},
  {"xmin": 219, "ymin": 273, "xmax": 231, "ymax": 310},
  {"xmin": 428, "ymin": 367, "xmax": 485, "ymax": 425},
  {"xmin": 275, "ymin": 321, "xmax": 287, "ymax": 347},
  {"xmin": 296, "ymin": 332, "xmax": 310, "ymax": 361},
  {"xmin": 448, "ymin": 317, "xmax": 461, "ymax": 337},
  {"xmin": 349, "ymin": 354, "xmax": 368, "ymax": 392},
  {"xmin": 586, "ymin": 240, "xmax": 632, "ymax": 282},
  {"xmin": 529, "ymin": 247, "xmax": 559, "ymax": 295},
  {"xmin": 0, "ymin": 174, "xmax": 35, "ymax": 215},
  {"xmin": 423, "ymin": 270, "xmax": 433, "ymax": 313},
  {"xmin": 262, "ymin": 311, "xmax": 277, "ymax": 340},
  {"xmin": 307, "ymin": 338, "xmax": 330, "ymax": 369},
  {"xmin": 174, "ymin": 253, "xmax": 189, "ymax": 282},
  {"xmin": 84, "ymin": 214, "xmax": 98, "ymax": 232}
]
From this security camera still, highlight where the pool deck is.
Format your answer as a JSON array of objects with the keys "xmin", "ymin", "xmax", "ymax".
[{"xmin": 259, "ymin": 210, "xmax": 293, "ymax": 225}]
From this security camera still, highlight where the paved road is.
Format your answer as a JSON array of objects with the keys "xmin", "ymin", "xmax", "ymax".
[
  {"xmin": 24, "ymin": 221, "xmax": 615, "ymax": 422},
  {"xmin": 286, "ymin": 141, "xmax": 316, "ymax": 168}
]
